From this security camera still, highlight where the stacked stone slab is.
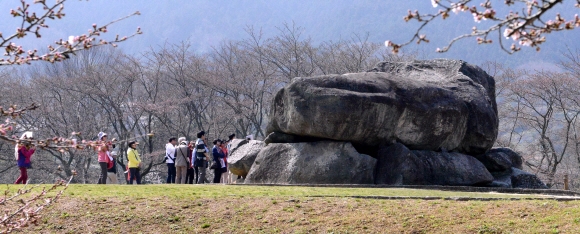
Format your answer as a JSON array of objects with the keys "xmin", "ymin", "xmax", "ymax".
[
  {"xmin": 245, "ymin": 141, "xmax": 376, "ymax": 184},
  {"xmin": 232, "ymin": 59, "xmax": 547, "ymax": 188},
  {"xmin": 228, "ymin": 140, "xmax": 265, "ymax": 177},
  {"xmin": 266, "ymin": 59, "xmax": 498, "ymax": 155}
]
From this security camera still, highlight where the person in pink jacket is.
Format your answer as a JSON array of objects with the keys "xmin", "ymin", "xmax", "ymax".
[
  {"xmin": 14, "ymin": 139, "xmax": 35, "ymax": 184},
  {"xmin": 97, "ymin": 132, "xmax": 112, "ymax": 184}
]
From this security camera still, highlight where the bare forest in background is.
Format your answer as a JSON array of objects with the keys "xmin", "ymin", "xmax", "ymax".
[
  {"xmin": 0, "ymin": 25, "xmax": 409, "ymax": 185},
  {"xmin": 1, "ymin": 24, "xmax": 580, "ymax": 191},
  {"xmin": 489, "ymin": 48, "xmax": 580, "ymax": 190}
]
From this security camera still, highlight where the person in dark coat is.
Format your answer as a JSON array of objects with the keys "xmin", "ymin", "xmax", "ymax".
[
  {"xmin": 193, "ymin": 131, "xmax": 210, "ymax": 184},
  {"xmin": 212, "ymin": 139, "xmax": 225, "ymax": 183}
]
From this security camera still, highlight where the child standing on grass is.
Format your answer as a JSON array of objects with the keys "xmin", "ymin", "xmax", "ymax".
[{"xmin": 14, "ymin": 133, "xmax": 35, "ymax": 184}]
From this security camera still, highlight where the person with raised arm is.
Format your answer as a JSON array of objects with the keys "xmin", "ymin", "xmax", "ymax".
[
  {"xmin": 14, "ymin": 132, "xmax": 35, "ymax": 184},
  {"xmin": 97, "ymin": 132, "xmax": 112, "ymax": 184}
]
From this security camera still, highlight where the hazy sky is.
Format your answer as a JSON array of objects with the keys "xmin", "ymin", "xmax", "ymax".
[{"xmin": 0, "ymin": 0, "xmax": 577, "ymax": 68}]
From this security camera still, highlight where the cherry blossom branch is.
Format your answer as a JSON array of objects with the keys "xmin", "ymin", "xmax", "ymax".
[
  {"xmin": 0, "ymin": 103, "xmax": 154, "ymax": 154},
  {"xmin": 0, "ymin": 0, "xmax": 142, "ymax": 65},
  {"xmin": 0, "ymin": 0, "xmax": 64, "ymax": 48},
  {"xmin": 0, "ymin": 131, "xmax": 155, "ymax": 152},
  {"xmin": 1, "ymin": 175, "xmax": 74, "ymax": 233},
  {"xmin": 0, "ymin": 183, "xmax": 42, "ymax": 205},
  {"xmin": 385, "ymin": 0, "xmax": 580, "ymax": 54}
]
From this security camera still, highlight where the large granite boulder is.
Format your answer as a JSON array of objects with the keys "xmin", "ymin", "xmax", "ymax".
[
  {"xmin": 374, "ymin": 143, "xmax": 494, "ymax": 186},
  {"xmin": 266, "ymin": 59, "xmax": 498, "ymax": 155},
  {"xmin": 489, "ymin": 170, "xmax": 513, "ymax": 188},
  {"xmin": 245, "ymin": 141, "xmax": 376, "ymax": 184},
  {"xmin": 488, "ymin": 167, "xmax": 548, "ymax": 189},
  {"xmin": 510, "ymin": 168, "xmax": 548, "ymax": 189},
  {"xmin": 228, "ymin": 140, "xmax": 265, "ymax": 177},
  {"xmin": 264, "ymin": 132, "xmax": 323, "ymax": 145},
  {"xmin": 474, "ymin": 147, "xmax": 523, "ymax": 172}
]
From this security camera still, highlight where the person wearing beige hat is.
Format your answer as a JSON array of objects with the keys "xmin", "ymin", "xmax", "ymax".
[{"xmin": 175, "ymin": 137, "xmax": 190, "ymax": 184}]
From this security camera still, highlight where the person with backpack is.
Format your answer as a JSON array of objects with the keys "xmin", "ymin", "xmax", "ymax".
[
  {"xmin": 127, "ymin": 141, "xmax": 142, "ymax": 184},
  {"xmin": 165, "ymin": 137, "xmax": 177, "ymax": 183},
  {"xmin": 14, "ymin": 133, "xmax": 35, "ymax": 184},
  {"xmin": 193, "ymin": 131, "xmax": 210, "ymax": 184},
  {"xmin": 175, "ymin": 137, "xmax": 190, "ymax": 184},
  {"xmin": 97, "ymin": 132, "xmax": 112, "ymax": 184},
  {"xmin": 212, "ymin": 139, "xmax": 225, "ymax": 183},
  {"xmin": 106, "ymin": 144, "xmax": 119, "ymax": 184}
]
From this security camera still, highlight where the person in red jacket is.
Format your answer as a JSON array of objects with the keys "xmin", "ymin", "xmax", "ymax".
[
  {"xmin": 186, "ymin": 141, "xmax": 195, "ymax": 184},
  {"xmin": 220, "ymin": 140, "xmax": 229, "ymax": 184},
  {"xmin": 14, "ymin": 138, "xmax": 35, "ymax": 184}
]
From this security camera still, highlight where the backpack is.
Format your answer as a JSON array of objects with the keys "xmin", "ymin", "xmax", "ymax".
[
  {"xmin": 14, "ymin": 145, "xmax": 19, "ymax": 161},
  {"xmin": 106, "ymin": 151, "xmax": 114, "ymax": 169},
  {"xmin": 107, "ymin": 157, "xmax": 114, "ymax": 169}
]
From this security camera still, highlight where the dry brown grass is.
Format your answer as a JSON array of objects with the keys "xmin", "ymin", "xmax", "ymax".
[{"xmin": 13, "ymin": 184, "xmax": 580, "ymax": 233}]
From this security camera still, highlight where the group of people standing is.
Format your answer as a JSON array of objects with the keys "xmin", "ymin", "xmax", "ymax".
[
  {"xmin": 13, "ymin": 130, "xmax": 236, "ymax": 185},
  {"xmin": 97, "ymin": 132, "xmax": 142, "ymax": 184},
  {"xmin": 165, "ymin": 131, "xmax": 235, "ymax": 184},
  {"xmin": 96, "ymin": 132, "xmax": 142, "ymax": 185},
  {"xmin": 96, "ymin": 130, "xmax": 235, "ymax": 185},
  {"xmin": 13, "ymin": 131, "xmax": 138, "ymax": 185}
]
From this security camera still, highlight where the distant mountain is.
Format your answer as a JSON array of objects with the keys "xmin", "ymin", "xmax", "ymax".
[{"xmin": 0, "ymin": 0, "xmax": 578, "ymax": 68}]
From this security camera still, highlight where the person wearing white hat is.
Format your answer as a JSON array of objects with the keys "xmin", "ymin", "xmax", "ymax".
[
  {"xmin": 175, "ymin": 137, "xmax": 190, "ymax": 184},
  {"xmin": 97, "ymin": 132, "xmax": 111, "ymax": 184},
  {"xmin": 14, "ymin": 132, "xmax": 35, "ymax": 184},
  {"xmin": 106, "ymin": 144, "xmax": 119, "ymax": 184}
]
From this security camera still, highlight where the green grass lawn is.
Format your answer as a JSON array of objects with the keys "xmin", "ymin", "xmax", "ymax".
[
  {"xmin": 6, "ymin": 184, "xmax": 580, "ymax": 233},
  {"xmin": 61, "ymin": 184, "xmax": 563, "ymax": 200}
]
